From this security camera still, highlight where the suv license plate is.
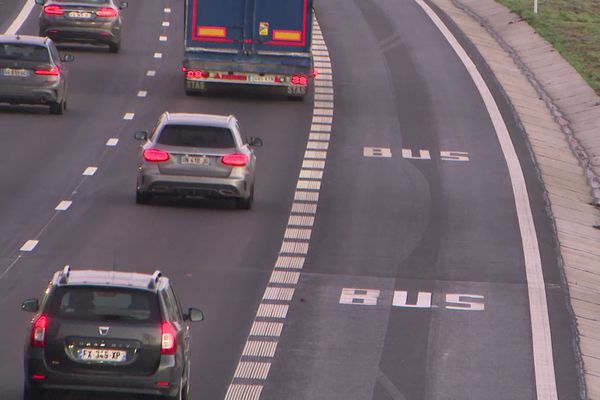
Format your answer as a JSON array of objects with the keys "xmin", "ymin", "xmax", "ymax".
[
  {"xmin": 1, "ymin": 68, "xmax": 30, "ymax": 77},
  {"xmin": 181, "ymin": 155, "xmax": 210, "ymax": 165},
  {"xmin": 79, "ymin": 348, "xmax": 126, "ymax": 362}
]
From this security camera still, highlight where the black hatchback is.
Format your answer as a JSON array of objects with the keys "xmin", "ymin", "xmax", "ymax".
[
  {"xmin": 36, "ymin": 0, "xmax": 128, "ymax": 53},
  {"xmin": 21, "ymin": 267, "xmax": 204, "ymax": 400}
]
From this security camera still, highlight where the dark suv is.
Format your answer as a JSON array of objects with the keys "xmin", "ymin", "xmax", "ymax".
[{"xmin": 21, "ymin": 267, "xmax": 204, "ymax": 400}]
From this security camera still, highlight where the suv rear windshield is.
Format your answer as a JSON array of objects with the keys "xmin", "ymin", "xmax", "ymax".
[
  {"xmin": 47, "ymin": 286, "xmax": 160, "ymax": 323},
  {"xmin": 157, "ymin": 124, "xmax": 235, "ymax": 148},
  {"xmin": 0, "ymin": 44, "xmax": 50, "ymax": 62}
]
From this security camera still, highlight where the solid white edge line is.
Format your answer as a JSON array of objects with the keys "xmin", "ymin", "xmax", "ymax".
[
  {"xmin": 4, "ymin": 0, "xmax": 35, "ymax": 35},
  {"xmin": 414, "ymin": 0, "xmax": 557, "ymax": 398}
]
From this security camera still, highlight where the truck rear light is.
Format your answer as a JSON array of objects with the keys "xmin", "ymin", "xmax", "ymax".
[
  {"xmin": 96, "ymin": 7, "xmax": 118, "ymax": 17},
  {"xmin": 35, "ymin": 66, "xmax": 60, "ymax": 76},
  {"xmin": 291, "ymin": 74, "xmax": 308, "ymax": 86},
  {"xmin": 161, "ymin": 321, "xmax": 177, "ymax": 355},
  {"xmin": 143, "ymin": 149, "xmax": 170, "ymax": 162},
  {"xmin": 186, "ymin": 69, "xmax": 209, "ymax": 79},
  {"xmin": 156, "ymin": 381, "xmax": 170, "ymax": 387},
  {"xmin": 43, "ymin": 5, "xmax": 64, "ymax": 15},
  {"xmin": 221, "ymin": 153, "xmax": 248, "ymax": 167},
  {"xmin": 31, "ymin": 374, "xmax": 46, "ymax": 380},
  {"xmin": 31, "ymin": 315, "xmax": 49, "ymax": 348},
  {"xmin": 311, "ymin": 68, "xmax": 319, "ymax": 78}
]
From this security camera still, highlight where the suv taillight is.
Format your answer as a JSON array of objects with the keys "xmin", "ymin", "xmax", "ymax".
[
  {"xmin": 161, "ymin": 321, "xmax": 177, "ymax": 355},
  {"xmin": 43, "ymin": 5, "xmax": 64, "ymax": 15},
  {"xmin": 96, "ymin": 7, "xmax": 118, "ymax": 17},
  {"xmin": 31, "ymin": 315, "xmax": 49, "ymax": 348},
  {"xmin": 143, "ymin": 148, "xmax": 169, "ymax": 162},
  {"xmin": 221, "ymin": 153, "xmax": 248, "ymax": 167},
  {"xmin": 35, "ymin": 66, "xmax": 60, "ymax": 76}
]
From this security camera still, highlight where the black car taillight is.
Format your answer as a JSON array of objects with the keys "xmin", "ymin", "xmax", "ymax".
[
  {"xmin": 31, "ymin": 315, "xmax": 49, "ymax": 348},
  {"xmin": 160, "ymin": 321, "xmax": 177, "ymax": 355}
]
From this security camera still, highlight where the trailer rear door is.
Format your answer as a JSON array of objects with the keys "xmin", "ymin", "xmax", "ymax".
[
  {"xmin": 185, "ymin": 0, "xmax": 247, "ymax": 53},
  {"xmin": 252, "ymin": 0, "xmax": 312, "ymax": 54}
]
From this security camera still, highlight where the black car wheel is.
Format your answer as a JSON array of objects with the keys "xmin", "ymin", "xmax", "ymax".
[
  {"xmin": 108, "ymin": 42, "xmax": 121, "ymax": 53},
  {"xmin": 236, "ymin": 185, "xmax": 254, "ymax": 210},
  {"xmin": 23, "ymin": 383, "xmax": 43, "ymax": 400},
  {"xmin": 49, "ymin": 99, "xmax": 66, "ymax": 115},
  {"xmin": 136, "ymin": 190, "xmax": 152, "ymax": 204}
]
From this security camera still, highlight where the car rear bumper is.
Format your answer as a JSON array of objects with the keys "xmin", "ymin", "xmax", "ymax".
[
  {"xmin": 0, "ymin": 87, "xmax": 60, "ymax": 105},
  {"xmin": 138, "ymin": 171, "xmax": 251, "ymax": 199},
  {"xmin": 40, "ymin": 25, "xmax": 120, "ymax": 45},
  {"xmin": 25, "ymin": 350, "xmax": 182, "ymax": 397}
]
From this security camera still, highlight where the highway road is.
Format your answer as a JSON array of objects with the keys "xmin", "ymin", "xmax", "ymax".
[{"xmin": 0, "ymin": 0, "xmax": 584, "ymax": 399}]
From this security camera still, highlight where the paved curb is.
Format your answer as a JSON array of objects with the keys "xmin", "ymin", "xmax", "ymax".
[{"xmin": 427, "ymin": 0, "xmax": 600, "ymax": 398}]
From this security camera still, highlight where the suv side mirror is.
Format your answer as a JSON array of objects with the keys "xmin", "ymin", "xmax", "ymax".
[
  {"xmin": 34, "ymin": 0, "xmax": 45, "ymax": 5},
  {"xmin": 248, "ymin": 137, "xmax": 263, "ymax": 147},
  {"xmin": 134, "ymin": 131, "xmax": 148, "ymax": 140},
  {"xmin": 186, "ymin": 308, "xmax": 204, "ymax": 322},
  {"xmin": 61, "ymin": 54, "xmax": 75, "ymax": 62},
  {"xmin": 21, "ymin": 298, "xmax": 39, "ymax": 313},
  {"xmin": 120, "ymin": 1, "xmax": 128, "ymax": 9}
]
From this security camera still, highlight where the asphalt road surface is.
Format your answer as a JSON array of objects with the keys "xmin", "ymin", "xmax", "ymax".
[{"xmin": 0, "ymin": 0, "xmax": 583, "ymax": 399}]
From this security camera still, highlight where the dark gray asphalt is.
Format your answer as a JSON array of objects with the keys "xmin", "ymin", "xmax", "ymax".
[{"xmin": 0, "ymin": 0, "xmax": 582, "ymax": 399}]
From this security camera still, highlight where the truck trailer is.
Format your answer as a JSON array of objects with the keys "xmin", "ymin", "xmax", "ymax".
[{"xmin": 182, "ymin": 0, "xmax": 314, "ymax": 98}]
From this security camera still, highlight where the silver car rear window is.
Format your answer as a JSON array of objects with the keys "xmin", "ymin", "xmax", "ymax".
[
  {"xmin": 157, "ymin": 124, "xmax": 235, "ymax": 148},
  {"xmin": 0, "ymin": 44, "xmax": 50, "ymax": 62}
]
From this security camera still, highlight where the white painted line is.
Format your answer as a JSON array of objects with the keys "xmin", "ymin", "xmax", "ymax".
[
  {"xmin": 402, "ymin": 148, "xmax": 431, "ymax": 160},
  {"xmin": 5, "ymin": 0, "xmax": 34, "ymax": 35},
  {"xmin": 270, "ymin": 270, "xmax": 301, "ymax": 285},
  {"xmin": 314, "ymin": 100, "xmax": 334, "ymax": 108},
  {"xmin": 249, "ymin": 321, "xmax": 283, "ymax": 337},
  {"xmin": 315, "ymin": 68, "xmax": 333, "ymax": 75},
  {"xmin": 257, "ymin": 303, "xmax": 289, "ymax": 319},
  {"xmin": 106, "ymin": 138, "xmax": 119, "ymax": 146},
  {"xmin": 294, "ymin": 191, "xmax": 320, "ymax": 202},
  {"xmin": 20, "ymin": 240, "xmax": 38, "ymax": 252},
  {"xmin": 123, "ymin": 112, "xmax": 135, "ymax": 120},
  {"xmin": 285, "ymin": 228, "xmax": 312, "ymax": 240},
  {"xmin": 308, "ymin": 133, "xmax": 331, "ymax": 142},
  {"xmin": 83, "ymin": 167, "xmax": 98, "ymax": 176},
  {"xmin": 312, "ymin": 116, "xmax": 333, "ymax": 124},
  {"xmin": 291, "ymin": 203, "xmax": 318, "ymax": 215},
  {"xmin": 304, "ymin": 150, "xmax": 327, "ymax": 160},
  {"xmin": 224, "ymin": 384, "xmax": 262, "ymax": 400},
  {"xmin": 312, "ymin": 50, "xmax": 329, "ymax": 56},
  {"xmin": 364, "ymin": 147, "xmax": 392, "ymax": 158},
  {"xmin": 312, "ymin": 45, "xmax": 327, "ymax": 50},
  {"xmin": 163, "ymin": 7, "xmax": 171, "ymax": 13},
  {"xmin": 275, "ymin": 256, "xmax": 305, "ymax": 269},
  {"xmin": 153, "ymin": 52, "xmax": 163, "ymax": 59},
  {"xmin": 315, "ymin": 94, "xmax": 334, "ymax": 102},
  {"xmin": 315, "ymin": 80, "xmax": 333, "ymax": 87},
  {"xmin": 159, "ymin": 36, "xmax": 168, "ymax": 42},
  {"xmin": 234, "ymin": 361, "xmax": 271, "ymax": 380},
  {"xmin": 280, "ymin": 241, "xmax": 309, "ymax": 254},
  {"xmin": 146, "ymin": 70, "xmax": 156, "ymax": 77},
  {"xmin": 313, "ymin": 108, "xmax": 334, "ymax": 116},
  {"xmin": 314, "ymin": 62, "xmax": 331, "ymax": 69},
  {"xmin": 306, "ymin": 141, "xmax": 329, "ymax": 151},
  {"xmin": 310, "ymin": 124, "xmax": 332, "ymax": 132},
  {"xmin": 288, "ymin": 215, "xmax": 315, "ymax": 227},
  {"xmin": 300, "ymin": 169, "xmax": 324, "ymax": 179},
  {"xmin": 242, "ymin": 341, "xmax": 278, "ymax": 357},
  {"xmin": 302, "ymin": 159, "xmax": 326, "ymax": 169},
  {"xmin": 263, "ymin": 287, "xmax": 295, "ymax": 301},
  {"xmin": 162, "ymin": 21, "xmax": 170, "ymax": 27},
  {"xmin": 415, "ymin": 0, "xmax": 557, "ymax": 397},
  {"xmin": 55, "ymin": 201, "xmax": 72, "ymax": 211},
  {"xmin": 296, "ymin": 180, "xmax": 321, "ymax": 190},
  {"xmin": 137, "ymin": 90, "xmax": 148, "ymax": 97}
]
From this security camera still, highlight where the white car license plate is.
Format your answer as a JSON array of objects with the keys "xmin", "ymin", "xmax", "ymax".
[
  {"xmin": 181, "ymin": 155, "xmax": 210, "ymax": 165},
  {"xmin": 69, "ymin": 11, "xmax": 92, "ymax": 18},
  {"xmin": 250, "ymin": 75, "xmax": 275, "ymax": 83},
  {"xmin": 2, "ymin": 68, "xmax": 30, "ymax": 77},
  {"xmin": 79, "ymin": 348, "xmax": 126, "ymax": 362}
]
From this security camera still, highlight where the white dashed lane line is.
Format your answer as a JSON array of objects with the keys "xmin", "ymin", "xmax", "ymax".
[
  {"xmin": 162, "ymin": 21, "xmax": 170, "ymax": 27},
  {"xmin": 123, "ymin": 112, "xmax": 135, "ymax": 120},
  {"xmin": 153, "ymin": 52, "xmax": 163, "ymax": 59},
  {"xmin": 159, "ymin": 36, "xmax": 168, "ymax": 42},
  {"xmin": 106, "ymin": 138, "xmax": 119, "ymax": 146},
  {"xmin": 146, "ymin": 70, "xmax": 156, "ymax": 77},
  {"xmin": 137, "ymin": 90, "xmax": 148, "ymax": 97},
  {"xmin": 82, "ymin": 167, "xmax": 98, "ymax": 176}
]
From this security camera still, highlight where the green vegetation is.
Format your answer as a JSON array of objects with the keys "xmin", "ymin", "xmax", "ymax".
[{"xmin": 495, "ymin": 0, "xmax": 600, "ymax": 95}]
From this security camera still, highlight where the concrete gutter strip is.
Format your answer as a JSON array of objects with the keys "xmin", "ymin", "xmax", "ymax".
[{"xmin": 428, "ymin": 0, "xmax": 600, "ymax": 398}]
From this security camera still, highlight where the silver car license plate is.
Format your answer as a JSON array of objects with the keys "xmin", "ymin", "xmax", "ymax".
[
  {"xmin": 181, "ymin": 155, "xmax": 210, "ymax": 166},
  {"xmin": 68, "ymin": 11, "xmax": 92, "ymax": 18},
  {"xmin": 1, "ymin": 68, "xmax": 30, "ymax": 77},
  {"xmin": 78, "ymin": 348, "xmax": 126, "ymax": 362}
]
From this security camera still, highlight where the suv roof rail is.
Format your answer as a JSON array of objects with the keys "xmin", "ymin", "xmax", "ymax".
[
  {"xmin": 148, "ymin": 270, "xmax": 162, "ymax": 289},
  {"xmin": 59, "ymin": 265, "xmax": 71, "ymax": 284}
]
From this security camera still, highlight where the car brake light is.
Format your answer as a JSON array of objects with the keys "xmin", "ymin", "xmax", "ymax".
[
  {"xmin": 96, "ymin": 7, "xmax": 118, "ymax": 17},
  {"xmin": 31, "ymin": 315, "xmax": 49, "ymax": 348},
  {"xmin": 291, "ymin": 74, "xmax": 309, "ymax": 86},
  {"xmin": 143, "ymin": 149, "xmax": 170, "ymax": 162},
  {"xmin": 35, "ymin": 66, "xmax": 60, "ymax": 76},
  {"xmin": 221, "ymin": 153, "xmax": 248, "ymax": 167},
  {"xmin": 43, "ymin": 5, "xmax": 64, "ymax": 15},
  {"xmin": 161, "ymin": 321, "xmax": 177, "ymax": 355}
]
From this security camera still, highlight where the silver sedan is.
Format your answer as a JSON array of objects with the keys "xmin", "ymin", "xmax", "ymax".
[{"xmin": 135, "ymin": 112, "xmax": 262, "ymax": 209}]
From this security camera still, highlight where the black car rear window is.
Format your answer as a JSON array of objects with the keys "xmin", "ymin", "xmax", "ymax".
[
  {"xmin": 0, "ymin": 44, "xmax": 50, "ymax": 62},
  {"xmin": 47, "ymin": 286, "xmax": 160, "ymax": 323},
  {"xmin": 157, "ymin": 124, "xmax": 235, "ymax": 148}
]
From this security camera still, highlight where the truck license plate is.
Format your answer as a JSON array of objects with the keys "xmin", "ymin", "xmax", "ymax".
[{"xmin": 250, "ymin": 75, "xmax": 275, "ymax": 83}]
